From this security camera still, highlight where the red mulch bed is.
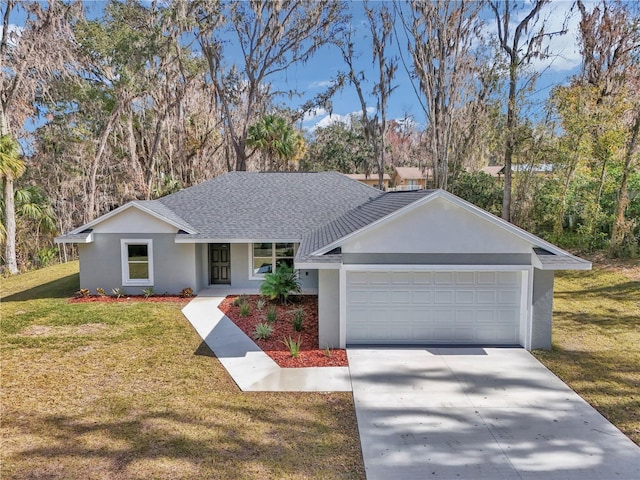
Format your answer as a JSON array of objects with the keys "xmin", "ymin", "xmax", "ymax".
[
  {"xmin": 69, "ymin": 295, "xmax": 192, "ymax": 304},
  {"xmin": 219, "ymin": 295, "xmax": 348, "ymax": 368}
]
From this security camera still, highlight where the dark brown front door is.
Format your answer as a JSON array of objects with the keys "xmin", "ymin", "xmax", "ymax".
[{"xmin": 210, "ymin": 243, "xmax": 231, "ymax": 284}]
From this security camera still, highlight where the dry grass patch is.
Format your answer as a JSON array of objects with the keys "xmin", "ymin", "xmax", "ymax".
[
  {"xmin": 533, "ymin": 260, "xmax": 640, "ymax": 446},
  {"xmin": 1, "ymin": 263, "xmax": 364, "ymax": 479}
]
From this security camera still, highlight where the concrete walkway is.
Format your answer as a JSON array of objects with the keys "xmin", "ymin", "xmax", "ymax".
[
  {"xmin": 348, "ymin": 347, "xmax": 640, "ymax": 480},
  {"xmin": 181, "ymin": 289, "xmax": 351, "ymax": 392}
]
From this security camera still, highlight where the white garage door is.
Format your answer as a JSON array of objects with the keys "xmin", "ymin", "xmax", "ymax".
[{"xmin": 346, "ymin": 270, "xmax": 522, "ymax": 345}]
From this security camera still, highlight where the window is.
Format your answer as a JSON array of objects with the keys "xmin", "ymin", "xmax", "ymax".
[
  {"xmin": 121, "ymin": 239, "xmax": 154, "ymax": 286},
  {"xmin": 251, "ymin": 242, "xmax": 296, "ymax": 278}
]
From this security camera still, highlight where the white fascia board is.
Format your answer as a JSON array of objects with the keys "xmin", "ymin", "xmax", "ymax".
[
  {"xmin": 531, "ymin": 252, "xmax": 543, "ymax": 270},
  {"xmin": 174, "ymin": 237, "xmax": 301, "ymax": 244},
  {"xmin": 68, "ymin": 202, "xmax": 197, "ymax": 235},
  {"xmin": 533, "ymin": 261, "xmax": 593, "ymax": 271},
  {"xmin": 341, "ymin": 264, "xmax": 530, "ymax": 272},
  {"xmin": 54, "ymin": 232, "xmax": 93, "ymax": 244}
]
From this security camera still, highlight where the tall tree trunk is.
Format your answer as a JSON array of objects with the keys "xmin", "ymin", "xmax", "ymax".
[
  {"xmin": 87, "ymin": 103, "xmax": 123, "ymax": 222},
  {"xmin": 554, "ymin": 156, "xmax": 578, "ymax": 236},
  {"xmin": 610, "ymin": 107, "xmax": 640, "ymax": 254},
  {"xmin": 0, "ymin": 107, "xmax": 18, "ymax": 274},
  {"xmin": 502, "ymin": 59, "xmax": 517, "ymax": 222},
  {"xmin": 3, "ymin": 175, "xmax": 17, "ymax": 274}
]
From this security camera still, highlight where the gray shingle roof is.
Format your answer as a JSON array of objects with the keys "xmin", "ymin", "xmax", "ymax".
[
  {"xmin": 533, "ymin": 248, "xmax": 592, "ymax": 269},
  {"xmin": 297, "ymin": 190, "xmax": 436, "ymax": 261},
  {"xmin": 135, "ymin": 200, "xmax": 197, "ymax": 233},
  {"xmin": 159, "ymin": 172, "xmax": 382, "ymax": 240}
]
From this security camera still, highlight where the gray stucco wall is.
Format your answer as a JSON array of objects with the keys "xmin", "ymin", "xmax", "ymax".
[
  {"xmin": 196, "ymin": 243, "xmax": 318, "ymax": 291},
  {"xmin": 318, "ymin": 269, "xmax": 340, "ymax": 348},
  {"xmin": 195, "ymin": 243, "xmax": 206, "ymax": 292},
  {"xmin": 78, "ymin": 233, "xmax": 197, "ymax": 295},
  {"xmin": 531, "ymin": 269, "xmax": 555, "ymax": 350}
]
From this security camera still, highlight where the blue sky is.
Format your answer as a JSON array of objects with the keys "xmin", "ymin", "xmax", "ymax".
[
  {"xmin": 5, "ymin": 1, "xmax": 586, "ymax": 132},
  {"xmin": 298, "ymin": 1, "xmax": 585, "ymax": 130}
]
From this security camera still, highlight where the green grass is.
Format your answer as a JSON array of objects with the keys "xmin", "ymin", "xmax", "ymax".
[
  {"xmin": 1, "ymin": 262, "xmax": 364, "ymax": 479},
  {"xmin": 533, "ymin": 263, "xmax": 640, "ymax": 446}
]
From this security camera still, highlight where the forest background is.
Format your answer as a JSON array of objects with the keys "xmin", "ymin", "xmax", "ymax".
[{"xmin": 1, "ymin": 0, "xmax": 638, "ymax": 275}]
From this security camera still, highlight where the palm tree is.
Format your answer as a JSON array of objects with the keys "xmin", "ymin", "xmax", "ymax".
[
  {"xmin": 1, "ymin": 185, "xmax": 57, "ymax": 264},
  {"xmin": 246, "ymin": 115, "xmax": 305, "ymax": 171},
  {"xmin": 0, "ymin": 134, "xmax": 25, "ymax": 274}
]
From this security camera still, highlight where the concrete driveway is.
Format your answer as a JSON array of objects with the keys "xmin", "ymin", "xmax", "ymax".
[{"xmin": 348, "ymin": 347, "xmax": 640, "ymax": 480}]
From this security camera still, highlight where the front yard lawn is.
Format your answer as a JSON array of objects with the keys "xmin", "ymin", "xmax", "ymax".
[
  {"xmin": 534, "ymin": 260, "xmax": 640, "ymax": 446},
  {"xmin": 1, "ymin": 262, "xmax": 365, "ymax": 479}
]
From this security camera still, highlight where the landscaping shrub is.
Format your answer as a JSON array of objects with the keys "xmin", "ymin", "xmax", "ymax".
[
  {"xmin": 180, "ymin": 287, "xmax": 194, "ymax": 298},
  {"xmin": 239, "ymin": 301, "xmax": 251, "ymax": 317},
  {"xmin": 282, "ymin": 336, "xmax": 302, "ymax": 357},
  {"xmin": 259, "ymin": 264, "xmax": 301, "ymax": 304},
  {"xmin": 76, "ymin": 288, "xmax": 90, "ymax": 298},
  {"xmin": 265, "ymin": 305, "xmax": 277, "ymax": 323},
  {"xmin": 253, "ymin": 323, "xmax": 273, "ymax": 340},
  {"xmin": 292, "ymin": 308, "xmax": 304, "ymax": 332}
]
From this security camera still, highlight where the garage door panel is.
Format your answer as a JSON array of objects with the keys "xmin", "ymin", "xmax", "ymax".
[
  {"xmin": 454, "ymin": 309, "xmax": 475, "ymax": 323},
  {"xmin": 391, "ymin": 290, "xmax": 411, "ymax": 304},
  {"xmin": 435, "ymin": 290, "xmax": 454, "ymax": 304},
  {"xmin": 391, "ymin": 272, "xmax": 411, "ymax": 284},
  {"xmin": 498, "ymin": 309, "xmax": 519, "ymax": 323},
  {"xmin": 455, "ymin": 290, "xmax": 475, "ymax": 304},
  {"xmin": 367, "ymin": 272, "xmax": 390, "ymax": 285},
  {"xmin": 434, "ymin": 309, "xmax": 454, "ymax": 322},
  {"xmin": 411, "ymin": 308, "xmax": 432, "ymax": 323},
  {"xmin": 347, "ymin": 272, "xmax": 371, "ymax": 286},
  {"xmin": 498, "ymin": 289, "xmax": 520, "ymax": 305},
  {"xmin": 412, "ymin": 272, "xmax": 433, "ymax": 284},
  {"xmin": 456, "ymin": 271, "xmax": 475, "ymax": 284},
  {"xmin": 435, "ymin": 272, "xmax": 454, "ymax": 284},
  {"xmin": 499, "ymin": 271, "xmax": 519, "ymax": 285},
  {"xmin": 412, "ymin": 290, "xmax": 433, "ymax": 304},
  {"xmin": 346, "ymin": 270, "xmax": 523, "ymax": 345},
  {"xmin": 477, "ymin": 290, "xmax": 496, "ymax": 304},
  {"xmin": 369, "ymin": 290, "xmax": 390, "ymax": 303},
  {"xmin": 349, "ymin": 289, "xmax": 369, "ymax": 304},
  {"xmin": 477, "ymin": 272, "xmax": 497, "ymax": 284}
]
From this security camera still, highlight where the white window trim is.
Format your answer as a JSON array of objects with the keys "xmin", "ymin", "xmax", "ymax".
[
  {"xmin": 121, "ymin": 239, "xmax": 154, "ymax": 286},
  {"xmin": 248, "ymin": 242, "xmax": 297, "ymax": 280}
]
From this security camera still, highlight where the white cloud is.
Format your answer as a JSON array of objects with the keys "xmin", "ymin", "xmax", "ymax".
[
  {"xmin": 307, "ymin": 107, "xmax": 377, "ymax": 131},
  {"xmin": 312, "ymin": 112, "xmax": 352, "ymax": 130},
  {"xmin": 481, "ymin": 2, "xmax": 585, "ymax": 74},
  {"xmin": 302, "ymin": 108, "xmax": 327, "ymax": 122},
  {"xmin": 530, "ymin": 2, "xmax": 583, "ymax": 73},
  {"xmin": 308, "ymin": 80, "xmax": 333, "ymax": 89}
]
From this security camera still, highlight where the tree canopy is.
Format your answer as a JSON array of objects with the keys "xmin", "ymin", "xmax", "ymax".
[{"xmin": 1, "ymin": 0, "xmax": 639, "ymax": 272}]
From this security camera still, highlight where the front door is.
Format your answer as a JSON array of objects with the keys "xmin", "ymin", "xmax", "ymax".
[{"xmin": 210, "ymin": 243, "xmax": 231, "ymax": 284}]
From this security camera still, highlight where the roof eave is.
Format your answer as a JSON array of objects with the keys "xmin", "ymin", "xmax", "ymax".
[
  {"xmin": 66, "ymin": 202, "xmax": 197, "ymax": 236},
  {"xmin": 54, "ymin": 232, "xmax": 94, "ymax": 244}
]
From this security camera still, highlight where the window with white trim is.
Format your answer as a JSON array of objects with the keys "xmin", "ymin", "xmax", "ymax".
[
  {"xmin": 121, "ymin": 239, "xmax": 154, "ymax": 286},
  {"xmin": 250, "ymin": 242, "xmax": 296, "ymax": 278}
]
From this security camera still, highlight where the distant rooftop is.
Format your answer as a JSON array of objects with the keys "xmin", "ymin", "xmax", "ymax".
[
  {"xmin": 393, "ymin": 166, "xmax": 431, "ymax": 179},
  {"xmin": 345, "ymin": 173, "xmax": 391, "ymax": 181}
]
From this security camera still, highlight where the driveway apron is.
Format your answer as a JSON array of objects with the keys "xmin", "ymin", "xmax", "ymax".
[{"xmin": 348, "ymin": 347, "xmax": 640, "ymax": 480}]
